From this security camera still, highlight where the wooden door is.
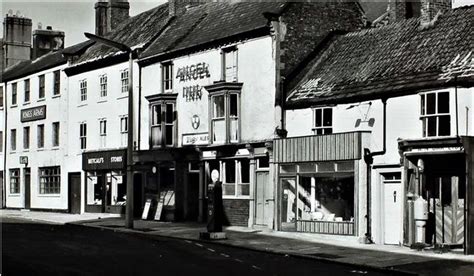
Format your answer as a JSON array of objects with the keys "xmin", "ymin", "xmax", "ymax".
[
  {"xmin": 24, "ymin": 168, "xmax": 31, "ymax": 209},
  {"xmin": 68, "ymin": 173, "xmax": 81, "ymax": 214},
  {"xmin": 384, "ymin": 182, "xmax": 402, "ymax": 244}
]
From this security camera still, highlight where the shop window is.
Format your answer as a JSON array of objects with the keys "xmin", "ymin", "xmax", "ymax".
[
  {"xmin": 80, "ymin": 122, "xmax": 87, "ymax": 150},
  {"xmin": 23, "ymin": 126, "xmax": 30, "ymax": 150},
  {"xmin": 37, "ymin": 124, "xmax": 44, "ymax": 149},
  {"xmin": 87, "ymin": 172, "xmax": 101, "ymax": 205},
  {"xmin": 99, "ymin": 74, "xmax": 107, "ymax": 97},
  {"xmin": 80, "ymin": 79, "xmax": 87, "ymax": 102},
  {"xmin": 280, "ymin": 164, "xmax": 296, "ymax": 174},
  {"xmin": 420, "ymin": 91, "xmax": 450, "ymax": 137},
  {"xmin": 9, "ymin": 169, "xmax": 20, "ymax": 194},
  {"xmin": 222, "ymin": 46, "xmax": 238, "ymax": 82},
  {"xmin": 52, "ymin": 122, "xmax": 60, "ymax": 147},
  {"xmin": 99, "ymin": 119, "xmax": 107, "ymax": 148},
  {"xmin": 11, "ymin": 82, "xmax": 17, "ymax": 106},
  {"xmin": 221, "ymin": 159, "xmax": 250, "ymax": 197},
  {"xmin": 121, "ymin": 69, "xmax": 129, "ymax": 94},
  {"xmin": 120, "ymin": 116, "xmax": 128, "ymax": 147},
  {"xmin": 53, "ymin": 70, "xmax": 60, "ymax": 95},
  {"xmin": 162, "ymin": 62, "xmax": 173, "ymax": 93},
  {"xmin": 39, "ymin": 166, "xmax": 60, "ymax": 194},
  {"xmin": 150, "ymin": 102, "xmax": 176, "ymax": 148},
  {"xmin": 210, "ymin": 93, "xmax": 240, "ymax": 144},
  {"xmin": 24, "ymin": 79, "xmax": 30, "ymax": 103},
  {"xmin": 39, "ymin": 74, "xmax": 45, "ymax": 99},
  {"xmin": 10, "ymin": 129, "xmax": 16, "ymax": 151},
  {"xmin": 313, "ymin": 107, "xmax": 333, "ymax": 135},
  {"xmin": 111, "ymin": 171, "xmax": 126, "ymax": 205}
]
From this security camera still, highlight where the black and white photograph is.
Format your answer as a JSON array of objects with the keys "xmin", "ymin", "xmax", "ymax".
[{"xmin": 0, "ymin": 0, "xmax": 473, "ymax": 275}]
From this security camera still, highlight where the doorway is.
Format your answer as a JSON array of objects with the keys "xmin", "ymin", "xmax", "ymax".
[
  {"xmin": 255, "ymin": 171, "xmax": 272, "ymax": 227},
  {"xmin": 24, "ymin": 168, "xmax": 31, "ymax": 209},
  {"xmin": 382, "ymin": 173, "xmax": 402, "ymax": 245},
  {"xmin": 68, "ymin": 172, "xmax": 81, "ymax": 214},
  {"xmin": 280, "ymin": 177, "xmax": 297, "ymax": 231},
  {"xmin": 185, "ymin": 172, "xmax": 200, "ymax": 221}
]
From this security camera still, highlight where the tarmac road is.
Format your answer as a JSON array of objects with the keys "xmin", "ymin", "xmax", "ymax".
[{"xmin": 1, "ymin": 217, "xmax": 400, "ymax": 276}]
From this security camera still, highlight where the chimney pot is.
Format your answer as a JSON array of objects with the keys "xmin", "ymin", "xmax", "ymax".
[{"xmin": 46, "ymin": 26, "xmax": 52, "ymax": 30}]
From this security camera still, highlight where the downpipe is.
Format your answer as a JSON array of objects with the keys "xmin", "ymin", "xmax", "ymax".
[{"xmin": 363, "ymin": 98, "xmax": 387, "ymax": 244}]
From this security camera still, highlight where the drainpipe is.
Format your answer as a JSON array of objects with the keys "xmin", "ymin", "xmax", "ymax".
[
  {"xmin": 3, "ymin": 81, "xmax": 8, "ymax": 209},
  {"xmin": 363, "ymin": 98, "xmax": 387, "ymax": 243}
]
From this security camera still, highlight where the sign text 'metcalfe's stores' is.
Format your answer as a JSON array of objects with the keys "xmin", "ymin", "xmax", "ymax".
[
  {"xmin": 21, "ymin": 105, "xmax": 47, "ymax": 122},
  {"xmin": 82, "ymin": 150, "xmax": 126, "ymax": 171}
]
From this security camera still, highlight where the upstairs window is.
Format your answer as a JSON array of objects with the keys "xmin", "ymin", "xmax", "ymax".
[
  {"xmin": 11, "ymin": 83, "xmax": 17, "ymax": 106},
  {"xmin": 420, "ymin": 91, "xmax": 450, "ymax": 137},
  {"xmin": 150, "ymin": 102, "xmax": 176, "ymax": 147},
  {"xmin": 53, "ymin": 70, "xmax": 61, "ymax": 95},
  {"xmin": 100, "ymin": 74, "xmax": 107, "ymax": 98},
  {"xmin": 0, "ymin": 131, "xmax": 3, "ymax": 152},
  {"xmin": 10, "ymin": 129, "xmax": 16, "ymax": 151},
  {"xmin": 313, "ymin": 107, "xmax": 333, "ymax": 135},
  {"xmin": 52, "ymin": 122, "xmax": 60, "ymax": 147},
  {"xmin": 99, "ymin": 119, "xmax": 107, "ymax": 148},
  {"xmin": 120, "ymin": 116, "xmax": 128, "ymax": 147},
  {"xmin": 37, "ymin": 124, "xmax": 45, "ymax": 149},
  {"xmin": 0, "ymin": 86, "xmax": 3, "ymax": 107},
  {"xmin": 162, "ymin": 63, "xmax": 173, "ymax": 93},
  {"xmin": 24, "ymin": 79, "xmax": 30, "ymax": 103},
  {"xmin": 23, "ymin": 126, "xmax": 30, "ymax": 150},
  {"xmin": 80, "ymin": 79, "xmax": 87, "ymax": 102},
  {"xmin": 210, "ymin": 91, "xmax": 240, "ymax": 144},
  {"xmin": 80, "ymin": 122, "xmax": 87, "ymax": 150},
  {"xmin": 121, "ymin": 69, "xmax": 129, "ymax": 94},
  {"xmin": 222, "ymin": 46, "xmax": 238, "ymax": 82},
  {"xmin": 39, "ymin": 74, "xmax": 45, "ymax": 99}
]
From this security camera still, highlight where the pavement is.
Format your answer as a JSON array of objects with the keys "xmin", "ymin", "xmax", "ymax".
[{"xmin": 2, "ymin": 210, "xmax": 474, "ymax": 275}]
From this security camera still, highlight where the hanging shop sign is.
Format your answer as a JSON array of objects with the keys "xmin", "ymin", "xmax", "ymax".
[
  {"xmin": 21, "ymin": 105, "xmax": 46, "ymax": 122},
  {"xmin": 83, "ymin": 149, "xmax": 126, "ymax": 171},
  {"xmin": 182, "ymin": 132, "xmax": 209, "ymax": 146},
  {"xmin": 19, "ymin": 156, "xmax": 28, "ymax": 165}
]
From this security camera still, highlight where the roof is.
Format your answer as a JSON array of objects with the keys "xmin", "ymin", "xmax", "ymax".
[
  {"xmin": 286, "ymin": 6, "xmax": 474, "ymax": 108},
  {"xmin": 140, "ymin": 2, "xmax": 286, "ymax": 62}
]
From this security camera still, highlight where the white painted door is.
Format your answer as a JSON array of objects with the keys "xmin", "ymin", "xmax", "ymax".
[
  {"xmin": 255, "ymin": 171, "xmax": 272, "ymax": 226},
  {"xmin": 384, "ymin": 182, "xmax": 402, "ymax": 245}
]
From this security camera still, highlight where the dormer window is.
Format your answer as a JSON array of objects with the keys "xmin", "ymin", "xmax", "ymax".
[
  {"xmin": 162, "ymin": 62, "xmax": 173, "ymax": 93},
  {"xmin": 222, "ymin": 46, "xmax": 238, "ymax": 82}
]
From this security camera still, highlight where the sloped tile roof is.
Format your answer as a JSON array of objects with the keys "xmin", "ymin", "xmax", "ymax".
[
  {"xmin": 2, "ymin": 50, "xmax": 65, "ymax": 82},
  {"xmin": 286, "ymin": 6, "xmax": 474, "ymax": 108}
]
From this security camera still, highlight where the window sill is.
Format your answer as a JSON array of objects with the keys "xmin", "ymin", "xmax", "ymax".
[
  {"xmin": 222, "ymin": 196, "xmax": 251, "ymax": 200},
  {"xmin": 23, "ymin": 149, "xmax": 30, "ymax": 152},
  {"xmin": 8, "ymin": 194, "xmax": 20, "ymax": 197},
  {"xmin": 23, "ymin": 101, "xmax": 31, "ymax": 106},
  {"xmin": 97, "ymin": 98, "xmax": 108, "ymax": 103},
  {"xmin": 9, "ymin": 151, "xmax": 17, "ymax": 154},
  {"xmin": 117, "ymin": 94, "xmax": 129, "ymax": 100},
  {"xmin": 52, "ymin": 94, "xmax": 61, "ymax": 99},
  {"xmin": 37, "ymin": 194, "xmax": 61, "ymax": 198},
  {"xmin": 37, "ymin": 148, "xmax": 45, "ymax": 152},
  {"xmin": 51, "ymin": 146, "xmax": 60, "ymax": 150},
  {"xmin": 10, "ymin": 104, "xmax": 18, "ymax": 108},
  {"xmin": 77, "ymin": 102, "xmax": 88, "ymax": 107},
  {"xmin": 37, "ymin": 98, "xmax": 46, "ymax": 103}
]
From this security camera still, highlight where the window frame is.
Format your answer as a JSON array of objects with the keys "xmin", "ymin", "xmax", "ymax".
[
  {"xmin": 79, "ymin": 79, "xmax": 87, "ymax": 102},
  {"xmin": 39, "ymin": 166, "xmax": 61, "ymax": 194},
  {"xmin": 24, "ymin": 79, "xmax": 30, "ymax": 103},
  {"xmin": 10, "ymin": 129, "xmax": 16, "ymax": 151},
  {"xmin": 312, "ymin": 107, "xmax": 333, "ymax": 135},
  {"xmin": 99, "ymin": 119, "xmax": 107, "ymax": 148},
  {"xmin": 79, "ymin": 122, "xmax": 87, "ymax": 150},
  {"xmin": 23, "ymin": 126, "xmax": 30, "ymax": 150},
  {"xmin": 53, "ymin": 70, "xmax": 61, "ymax": 96},
  {"xmin": 420, "ymin": 91, "xmax": 451, "ymax": 137},
  {"xmin": 220, "ymin": 159, "xmax": 250, "ymax": 198},
  {"xmin": 161, "ymin": 62, "xmax": 173, "ymax": 93},
  {"xmin": 52, "ymin": 122, "xmax": 60, "ymax": 147},
  {"xmin": 11, "ymin": 82, "xmax": 17, "ymax": 106},
  {"xmin": 121, "ymin": 69, "xmax": 129, "ymax": 94},
  {"xmin": 37, "ymin": 124, "xmax": 45, "ymax": 149},
  {"xmin": 9, "ymin": 169, "xmax": 20, "ymax": 194},
  {"xmin": 221, "ymin": 46, "xmax": 238, "ymax": 82},
  {"xmin": 39, "ymin": 74, "xmax": 45, "ymax": 99},
  {"xmin": 120, "ymin": 116, "xmax": 128, "ymax": 147},
  {"xmin": 99, "ymin": 74, "xmax": 107, "ymax": 98},
  {"xmin": 149, "ymin": 100, "xmax": 176, "ymax": 148},
  {"xmin": 209, "ymin": 91, "xmax": 241, "ymax": 145}
]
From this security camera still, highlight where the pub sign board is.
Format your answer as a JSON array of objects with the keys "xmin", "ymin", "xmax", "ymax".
[
  {"xmin": 21, "ymin": 105, "xmax": 46, "ymax": 123},
  {"xmin": 82, "ymin": 150, "xmax": 126, "ymax": 171}
]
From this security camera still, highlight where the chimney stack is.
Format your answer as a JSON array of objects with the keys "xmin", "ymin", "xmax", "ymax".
[
  {"xmin": 32, "ymin": 25, "xmax": 65, "ymax": 59},
  {"xmin": 420, "ymin": 0, "xmax": 451, "ymax": 24},
  {"xmin": 169, "ymin": 0, "xmax": 209, "ymax": 17},
  {"xmin": 3, "ymin": 11, "xmax": 32, "ymax": 67},
  {"xmin": 95, "ymin": 0, "xmax": 129, "ymax": 37},
  {"xmin": 388, "ymin": 0, "xmax": 421, "ymax": 23}
]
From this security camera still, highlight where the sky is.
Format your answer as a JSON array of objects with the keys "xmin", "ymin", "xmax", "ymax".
[{"xmin": 1, "ymin": 0, "xmax": 473, "ymax": 47}]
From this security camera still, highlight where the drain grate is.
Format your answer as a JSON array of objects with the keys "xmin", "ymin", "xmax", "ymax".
[{"xmin": 308, "ymin": 253, "xmax": 342, "ymax": 259}]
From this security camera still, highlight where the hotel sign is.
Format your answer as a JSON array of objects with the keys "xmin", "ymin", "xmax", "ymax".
[
  {"xmin": 182, "ymin": 133, "xmax": 209, "ymax": 146},
  {"xmin": 21, "ymin": 105, "xmax": 46, "ymax": 122},
  {"xmin": 82, "ymin": 149, "xmax": 126, "ymax": 171}
]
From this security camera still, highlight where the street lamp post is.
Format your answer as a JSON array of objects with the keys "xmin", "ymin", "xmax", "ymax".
[{"xmin": 84, "ymin": 32, "xmax": 135, "ymax": 229}]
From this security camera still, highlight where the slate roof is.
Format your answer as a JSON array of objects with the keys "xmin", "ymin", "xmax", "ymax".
[
  {"xmin": 2, "ymin": 50, "xmax": 65, "ymax": 82},
  {"xmin": 286, "ymin": 6, "xmax": 474, "ymax": 108}
]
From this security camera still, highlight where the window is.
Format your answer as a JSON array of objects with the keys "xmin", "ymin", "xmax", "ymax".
[
  {"xmin": 420, "ymin": 91, "xmax": 450, "ymax": 137},
  {"xmin": 100, "ymin": 74, "xmax": 107, "ymax": 97},
  {"xmin": 210, "ymin": 92, "xmax": 240, "ymax": 144},
  {"xmin": 120, "ymin": 116, "xmax": 128, "ymax": 147},
  {"xmin": 220, "ymin": 159, "xmax": 250, "ymax": 197},
  {"xmin": 313, "ymin": 107, "xmax": 333, "ymax": 135},
  {"xmin": 80, "ymin": 79, "xmax": 87, "ymax": 102},
  {"xmin": 53, "ymin": 70, "xmax": 61, "ymax": 95},
  {"xmin": 10, "ymin": 129, "xmax": 16, "ymax": 151},
  {"xmin": 80, "ymin": 122, "xmax": 87, "ymax": 150},
  {"xmin": 24, "ymin": 79, "xmax": 30, "ymax": 103},
  {"xmin": 162, "ymin": 63, "xmax": 173, "ymax": 93},
  {"xmin": 23, "ymin": 126, "xmax": 30, "ymax": 150},
  {"xmin": 121, "ymin": 69, "xmax": 129, "ymax": 94},
  {"xmin": 11, "ymin": 83, "xmax": 17, "ymax": 106},
  {"xmin": 151, "ymin": 102, "xmax": 176, "ymax": 147},
  {"xmin": 52, "ymin": 122, "xmax": 60, "ymax": 147},
  {"xmin": 39, "ymin": 75, "xmax": 45, "ymax": 99},
  {"xmin": 37, "ymin": 124, "xmax": 44, "ymax": 149},
  {"xmin": 39, "ymin": 166, "xmax": 60, "ymax": 194},
  {"xmin": 222, "ymin": 47, "xmax": 238, "ymax": 82},
  {"xmin": 0, "ymin": 131, "xmax": 3, "ymax": 152},
  {"xmin": 0, "ymin": 86, "xmax": 3, "ymax": 107},
  {"xmin": 257, "ymin": 157, "xmax": 270, "ymax": 170},
  {"xmin": 9, "ymin": 169, "xmax": 20, "ymax": 194},
  {"xmin": 99, "ymin": 119, "xmax": 107, "ymax": 148}
]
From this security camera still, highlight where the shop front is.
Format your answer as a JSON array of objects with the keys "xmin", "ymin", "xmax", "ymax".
[{"xmin": 83, "ymin": 149, "xmax": 127, "ymax": 214}]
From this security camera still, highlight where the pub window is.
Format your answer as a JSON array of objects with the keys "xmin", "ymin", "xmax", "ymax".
[
  {"xmin": 39, "ymin": 166, "xmax": 60, "ymax": 194},
  {"xmin": 52, "ymin": 122, "xmax": 60, "ymax": 147},
  {"xmin": 53, "ymin": 70, "xmax": 61, "ymax": 95},
  {"xmin": 99, "ymin": 119, "xmax": 107, "ymax": 148},
  {"xmin": 162, "ymin": 62, "xmax": 173, "ymax": 93},
  {"xmin": 221, "ymin": 159, "xmax": 250, "ymax": 197},
  {"xmin": 420, "ymin": 91, "xmax": 450, "ymax": 137},
  {"xmin": 121, "ymin": 69, "xmax": 129, "ymax": 94},
  {"xmin": 222, "ymin": 46, "xmax": 238, "ymax": 82},
  {"xmin": 150, "ymin": 102, "xmax": 176, "ymax": 147},
  {"xmin": 37, "ymin": 124, "xmax": 45, "ymax": 149},
  {"xmin": 24, "ymin": 79, "xmax": 30, "ymax": 103},
  {"xmin": 11, "ymin": 82, "xmax": 17, "ymax": 106},
  {"xmin": 313, "ymin": 107, "xmax": 333, "ymax": 135},
  {"xmin": 23, "ymin": 126, "xmax": 30, "ymax": 150},
  {"xmin": 39, "ymin": 74, "xmax": 45, "ymax": 99},
  {"xmin": 80, "ymin": 122, "xmax": 87, "ymax": 150},
  {"xmin": 80, "ymin": 79, "xmax": 87, "ymax": 102},
  {"xmin": 9, "ymin": 169, "xmax": 20, "ymax": 194},
  {"xmin": 120, "ymin": 116, "xmax": 128, "ymax": 147},
  {"xmin": 99, "ymin": 74, "xmax": 107, "ymax": 97},
  {"xmin": 10, "ymin": 129, "xmax": 16, "ymax": 151},
  {"xmin": 210, "ymin": 93, "xmax": 239, "ymax": 144}
]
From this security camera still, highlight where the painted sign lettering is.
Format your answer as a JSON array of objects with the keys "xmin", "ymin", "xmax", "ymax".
[
  {"xmin": 21, "ymin": 105, "xmax": 46, "ymax": 122},
  {"xmin": 176, "ymin": 62, "xmax": 211, "ymax": 83},
  {"xmin": 182, "ymin": 133, "xmax": 209, "ymax": 146},
  {"xmin": 183, "ymin": 85, "xmax": 203, "ymax": 102},
  {"xmin": 82, "ymin": 150, "xmax": 126, "ymax": 171}
]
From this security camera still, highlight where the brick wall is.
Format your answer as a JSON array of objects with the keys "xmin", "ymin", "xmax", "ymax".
[
  {"xmin": 222, "ymin": 199, "xmax": 249, "ymax": 226},
  {"xmin": 420, "ymin": 0, "xmax": 452, "ymax": 23}
]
